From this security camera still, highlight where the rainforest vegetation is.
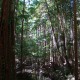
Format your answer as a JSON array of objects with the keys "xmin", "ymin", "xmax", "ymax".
[{"xmin": 0, "ymin": 0, "xmax": 80, "ymax": 80}]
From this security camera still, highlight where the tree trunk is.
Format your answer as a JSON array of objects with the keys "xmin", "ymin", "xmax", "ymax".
[
  {"xmin": 20, "ymin": 0, "xmax": 25, "ymax": 73},
  {"xmin": 0, "ymin": 0, "xmax": 15, "ymax": 80},
  {"xmin": 73, "ymin": 0, "xmax": 78, "ymax": 80}
]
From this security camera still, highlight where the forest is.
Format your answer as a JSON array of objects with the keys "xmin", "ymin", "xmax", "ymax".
[{"xmin": 0, "ymin": 0, "xmax": 80, "ymax": 80}]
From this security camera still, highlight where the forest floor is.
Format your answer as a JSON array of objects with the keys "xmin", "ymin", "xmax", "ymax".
[
  {"xmin": 16, "ymin": 59, "xmax": 76, "ymax": 80},
  {"xmin": 22, "ymin": 68, "xmax": 75, "ymax": 80}
]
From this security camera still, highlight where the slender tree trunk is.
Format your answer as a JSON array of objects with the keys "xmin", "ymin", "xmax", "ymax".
[
  {"xmin": 21, "ymin": 18, "xmax": 24, "ymax": 73},
  {"xmin": 73, "ymin": 0, "xmax": 78, "ymax": 80},
  {"xmin": 20, "ymin": 0, "xmax": 25, "ymax": 73}
]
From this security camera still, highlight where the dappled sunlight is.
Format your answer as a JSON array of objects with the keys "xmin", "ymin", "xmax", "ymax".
[{"xmin": 0, "ymin": 0, "xmax": 80, "ymax": 80}]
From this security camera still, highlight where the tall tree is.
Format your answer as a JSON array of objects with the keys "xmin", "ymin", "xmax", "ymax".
[
  {"xmin": 20, "ymin": 0, "xmax": 25, "ymax": 73},
  {"xmin": 73, "ymin": 0, "xmax": 78, "ymax": 80},
  {"xmin": 0, "ymin": 0, "xmax": 15, "ymax": 80}
]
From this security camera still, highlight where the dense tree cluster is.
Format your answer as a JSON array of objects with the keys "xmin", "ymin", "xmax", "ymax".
[{"xmin": 0, "ymin": 0, "xmax": 80, "ymax": 80}]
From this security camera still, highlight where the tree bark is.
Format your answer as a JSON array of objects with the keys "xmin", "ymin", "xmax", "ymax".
[
  {"xmin": 0, "ymin": 0, "xmax": 15, "ymax": 80},
  {"xmin": 73, "ymin": 0, "xmax": 78, "ymax": 80}
]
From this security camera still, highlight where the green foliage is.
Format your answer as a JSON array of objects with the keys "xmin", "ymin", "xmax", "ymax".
[{"xmin": 15, "ymin": 0, "xmax": 80, "ymax": 58}]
